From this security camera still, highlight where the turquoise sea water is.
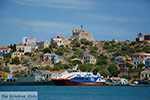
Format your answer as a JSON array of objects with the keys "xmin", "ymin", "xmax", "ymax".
[{"xmin": 0, "ymin": 85, "xmax": 150, "ymax": 100}]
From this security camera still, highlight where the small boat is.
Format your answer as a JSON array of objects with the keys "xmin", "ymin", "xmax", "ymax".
[{"xmin": 51, "ymin": 70, "xmax": 105, "ymax": 86}]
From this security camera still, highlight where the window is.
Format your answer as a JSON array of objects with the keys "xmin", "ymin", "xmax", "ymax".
[{"xmin": 142, "ymin": 74, "xmax": 143, "ymax": 77}]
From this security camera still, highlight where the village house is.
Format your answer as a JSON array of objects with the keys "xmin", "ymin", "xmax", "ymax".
[
  {"xmin": 145, "ymin": 58, "xmax": 150, "ymax": 69},
  {"xmin": 38, "ymin": 41, "xmax": 50, "ymax": 50},
  {"xmin": 51, "ymin": 36, "xmax": 70, "ymax": 46},
  {"xmin": 136, "ymin": 37, "xmax": 144, "ymax": 43},
  {"xmin": 83, "ymin": 54, "xmax": 96, "ymax": 64},
  {"xmin": 44, "ymin": 53, "xmax": 51, "ymax": 61},
  {"xmin": 133, "ymin": 58, "xmax": 145, "ymax": 69},
  {"xmin": 51, "ymin": 53, "xmax": 58, "ymax": 63},
  {"xmin": 140, "ymin": 69, "xmax": 150, "ymax": 80},
  {"xmin": 132, "ymin": 52, "xmax": 150, "ymax": 60},
  {"xmin": 22, "ymin": 37, "xmax": 37, "ymax": 49},
  {"xmin": 0, "ymin": 46, "xmax": 11, "ymax": 56},
  {"xmin": 118, "ymin": 61, "xmax": 133, "ymax": 72},
  {"xmin": 11, "ymin": 51, "xmax": 23, "ymax": 61},
  {"xmin": 43, "ymin": 53, "xmax": 58, "ymax": 63},
  {"xmin": 16, "ymin": 43, "xmax": 31, "ymax": 53},
  {"xmin": 0, "ymin": 71, "xmax": 12, "ymax": 79},
  {"xmin": 115, "ymin": 56, "xmax": 131, "ymax": 63},
  {"xmin": 144, "ymin": 34, "xmax": 150, "ymax": 43}
]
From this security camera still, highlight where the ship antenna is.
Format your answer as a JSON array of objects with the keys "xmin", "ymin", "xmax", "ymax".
[{"xmin": 74, "ymin": 64, "xmax": 78, "ymax": 69}]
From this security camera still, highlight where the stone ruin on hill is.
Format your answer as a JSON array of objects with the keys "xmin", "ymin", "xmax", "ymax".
[{"xmin": 70, "ymin": 29, "xmax": 95, "ymax": 42}]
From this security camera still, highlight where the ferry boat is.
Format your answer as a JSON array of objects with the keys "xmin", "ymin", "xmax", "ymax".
[{"xmin": 51, "ymin": 70, "xmax": 105, "ymax": 86}]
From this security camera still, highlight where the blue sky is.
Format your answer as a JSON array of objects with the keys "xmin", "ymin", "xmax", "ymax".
[{"xmin": 0, "ymin": 0, "xmax": 150, "ymax": 46}]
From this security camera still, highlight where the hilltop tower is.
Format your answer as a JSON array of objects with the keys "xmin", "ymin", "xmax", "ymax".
[{"xmin": 70, "ymin": 29, "xmax": 95, "ymax": 41}]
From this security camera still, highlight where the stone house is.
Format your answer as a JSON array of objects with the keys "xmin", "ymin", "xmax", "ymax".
[{"xmin": 136, "ymin": 37, "xmax": 143, "ymax": 43}]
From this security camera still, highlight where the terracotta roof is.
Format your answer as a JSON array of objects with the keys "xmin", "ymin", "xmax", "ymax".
[
  {"xmin": 72, "ymin": 58, "xmax": 83, "ymax": 61},
  {"xmin": 52, "ymin": 37, "xmax": 62, "ymax": 40},
  {"xmin": 0, "ymin": 71, "xmax": 8, "ymax": 74},
  {"xmin": 124, "ymin": 61, "xmax": 133, "ymax": 64},
  {"xmin": 0, "ymin": 47, "xmax": 10, "ymax": 50},
  {"xmin": 38, "ymin": 41, "xmax": 45, "ymax": 43},
  {"xmin": 139, "ymin": 58, "xmax": 145, "ymax": 60},
  {"xmin": 17, "ymin": 45, "xmax": 24, "ymax": 46},
  {"xmin": 88, "ymin": 54, "xmax": 94, "ymax": 57},
  {"xmin": 120, "ymin": 56, "xmax": 126, "ymax": 58},
  {"xmin": 144, "ymin": 34, "xmax": 150, "ymax": 36},
  {"xmin": 28, "ymin": 37, "xmax": 35, "ymax": 39},
  {"xmin": 147, "ymin": 69, "xmax": 150, "ymax": 71}
]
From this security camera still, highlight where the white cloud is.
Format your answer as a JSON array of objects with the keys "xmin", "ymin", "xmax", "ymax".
[
  {"xmin": 13, "ymin": 0, "xmax": 96, "ymax": 10},
  {"xmin": 78, "ymin": 12, "xmax": 150, "ymax": 23}
]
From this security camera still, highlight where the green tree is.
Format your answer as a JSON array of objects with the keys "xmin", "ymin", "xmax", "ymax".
[
  {"xmin": 138, "ymin": 63, "xmax": 145, "ymax": 69},
  {"xmin": 126, "ymin": 62, "xmax": 133, "ymax": 70},
  {"xmin": 25, "ymin": 52, "xmax": 33, "ymax": 57},
  {"xmin": 11, "ymin": 57, "xmax": 20, "ymax": 65},
  {"xmin": 43, "ymin": 47, "xmax": 52, "ymax": 53},
  {"xmin": 3, "ymin": 52, "xmax": 11, "ymax": 58},
  {"xmin": 71, "ymin": 39, "xmax": 80, "ymax": 47},
  {"xmin": 39, "ymin": 65, "xmax": 52, "ymax": 71},
  {"xmin": 55, "ymin": 49, "xmax": 64, "ymax": 56},
  {"xmin": 96, "ymin": 54, "xmax": 108, "ymax": 65},
  {"xmin": 123, "ymin": 75, "xmax": 132, "ymax": 80},
  {"xmin": 51, "ymin": 42, "xmax": 57, "ymax": 48},
  {"xmin": 81, "ymin": 46, "xmax": 87, "ymax": 50},
  {"xmin": 9, "ymin": 44, "xmax": 17, "ymax": 52},
  {"xmin": 3, "ymin": 67, "xmax": 10, "ymax": 73},
  {"xmin": 137, "ymin": 32, "xmax": 143, "ymax": 37},
  {"xmin": 108, "ymin": 64, "xmax": 120, "ymax": 77},
  {"xmin": 93, "ymin": 66, "xmax": 110, "ymax": 77},
  {"xmin": 19, "ymin": 70, "xmax": 26, "ymax": 76},
  {"xmin": 70, "ymin": 60, "xmax": 82, "ymax": 66},
  {"xmin": 78, "ymin": 64, "xmax": 93, "ymax": 72},
  {"xmin": 72, "ymin": 55, "xmax": 77, "ymax": 59}
]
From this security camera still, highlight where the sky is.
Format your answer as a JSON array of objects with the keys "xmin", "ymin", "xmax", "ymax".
[{"xmin": 0, "ymin": 0, "xmax": 150, "ymax": 46}]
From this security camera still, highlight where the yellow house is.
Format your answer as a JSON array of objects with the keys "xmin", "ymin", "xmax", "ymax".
[
  {"xmin": 83, "ymin": 54, "xmax": 96, "ymax": 64},
  {"xmin": 141, "ymin": 69, "xmax": 150, "ymax": 80},
  {"xmin": 0, "ymin": 71, "xmax": 12, "ymax": 79},
  {"xmin": 0, "ymin": 56, "xmax": 3, "ymax": 60},
  {"xmin": 38, "ymin": 41, "xmax": 50, "ymax": 50},
  {"xmin": 11, "ymin": 51, "xmax": 22, "ymax": 61},
  {"xmin": 16, "ymin": 45, "xmax": 25, "ymax": 52}
]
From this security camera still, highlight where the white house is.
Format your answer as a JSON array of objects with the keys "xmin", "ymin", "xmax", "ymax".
[
  {"xmin": 115, "ymin": 56, "xmax": 131, "ymax": 63},
  {"xmin": 22, "ymin": 37, "xmax": 37, "ymax": 49}
]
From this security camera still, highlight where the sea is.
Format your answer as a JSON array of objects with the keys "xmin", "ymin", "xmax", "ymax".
[{"xmin": 0, "ymin": 85, "xmax": 150, "ymax": 100}]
